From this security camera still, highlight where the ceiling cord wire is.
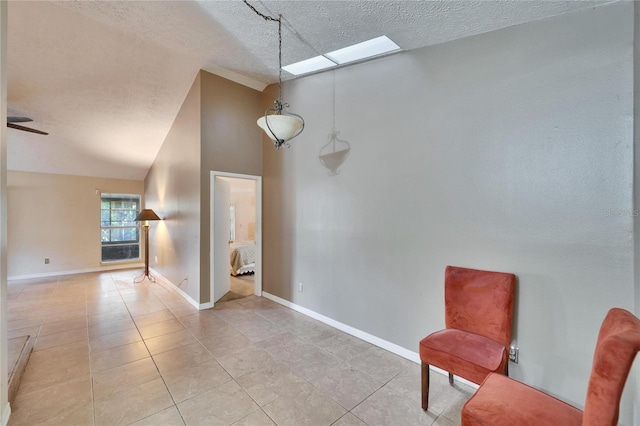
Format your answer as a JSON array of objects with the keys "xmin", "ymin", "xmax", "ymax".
[
  {"xmin": 244, "ymin": 1, "xmax": 324, "ymax": 64},
  {"xmin": 243, "ymin": 0, "xmax": 306, "ymax": 149},
  {"xmin": 242, "ymin": 0, "xmax": 283, "ymax": 104}
]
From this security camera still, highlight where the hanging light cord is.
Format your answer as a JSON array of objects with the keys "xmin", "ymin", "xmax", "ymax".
[
  {"xmin": 243, "ymin": 0, "xmax": 283, "ymax": 110},
  {"xmin": 243, "ymin": 0, "xmax": 305, "ymax": 149},
  {"xmin": 242, "ymin": 0, "xmax": 277, "ymax": 23}
]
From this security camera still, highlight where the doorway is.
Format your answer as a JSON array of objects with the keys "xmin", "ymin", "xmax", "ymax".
[{"xmin": 210, "ymin": 172, "xmax": 262, "ymax": 305}]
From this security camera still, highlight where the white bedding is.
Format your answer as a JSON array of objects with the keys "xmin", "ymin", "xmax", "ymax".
[{"xmin": 230, "ymin": 241, "xmax": 256, "ymax": 276}]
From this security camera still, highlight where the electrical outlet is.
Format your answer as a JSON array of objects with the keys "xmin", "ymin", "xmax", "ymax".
[
  {"xmin": 509, "ymin": 345, "xmax": 519, "ymax": 363},
  {"xmin": 44, "ymin": 258, "xmax": 50, "ymax": 264},
  {"xmin": 298, "ymin": 283, "xmax": 303, "ymax": 292},
  {"xmin": 154, "ymin": 255, "xmax": 158, "ymax": 264}
]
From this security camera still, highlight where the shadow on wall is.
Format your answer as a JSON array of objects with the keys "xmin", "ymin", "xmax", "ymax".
[
  {"xmin": 319, "ymin": 128, "xmax": 350, "ymax": 175},
  {"xmin": 319, "ymin": 71, "xmax": 351, "ymax": 176}
]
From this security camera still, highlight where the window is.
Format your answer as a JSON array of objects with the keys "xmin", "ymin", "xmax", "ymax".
[{"xmin": 101, "ymin": 193, "xmax": 140, "ymax": 262}]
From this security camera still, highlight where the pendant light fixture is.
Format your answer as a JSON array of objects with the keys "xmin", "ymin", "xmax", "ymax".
[{"xmin": 244, "ymin": 1, "xmax": 304, "ymax": 150}]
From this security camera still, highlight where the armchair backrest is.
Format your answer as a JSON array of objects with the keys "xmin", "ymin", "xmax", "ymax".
[
  {"xmin": 444, "ymin": 265, "xmax": 516, "ymax": 350},
  {"xmin": 583, "ymin": 308, "xmax": 640, "ymax": 426}
]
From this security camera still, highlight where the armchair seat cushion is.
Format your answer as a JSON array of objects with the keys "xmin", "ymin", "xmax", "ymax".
[
  {"xmin": 462, "ymin": 373, "xmax": 583, "ymax": 426},
  {"xmin": 420, "ymin": 329, "xmax": 507, "ymax": 384}
]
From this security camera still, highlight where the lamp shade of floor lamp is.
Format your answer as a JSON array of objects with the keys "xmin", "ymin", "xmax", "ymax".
[{"xmin": 134, "ymin": 209, "xmax": 161, "ymax": 283}]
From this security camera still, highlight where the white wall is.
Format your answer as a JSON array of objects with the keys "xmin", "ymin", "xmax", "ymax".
[
  {"xmin": 263, "ymin": 2, "xmax": 635, "ymax": 421},
  {"xmin": 7, "ymin": 172, "xmax": 143, "ymax": 277}
]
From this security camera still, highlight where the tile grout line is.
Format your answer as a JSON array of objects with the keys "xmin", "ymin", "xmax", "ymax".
[
  {"xmin": 168, "ymin": 299, "xmax": 308, "ymax": 425},
  {"xmin": 88, "ymin": 274, "xmax": 121, "ymax": 426},
  {"xmin": 9, "ymin": 273, "xmax": 469, "ymax": 426},
  {"xmin": 251, "ymin": 305, "xmax": 389, "ymax": 416},
  {"xmin": 213, "ymin": 299, "xmax": 378, "ymax": 425},
  {"xmin": 206, "ymin": 306, "xmax": 296, "ymax": 426},
  {"xmin": 171, "ymin": 302, "xmax": 269, "ymax": 418},
  {"xmin": 85, "ymin": 276, "xmax": 97, "ymax": 426},
  {"xmin": 122, "ymin": 278, "xmax": 189, "ymax": 426}
]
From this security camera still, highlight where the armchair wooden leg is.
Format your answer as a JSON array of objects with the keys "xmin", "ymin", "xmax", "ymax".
[
  {"xmin": 421, "ymin": 362, "xmax": 429, "ymax": 410},
  {"xmin": 505, "ymin": 361, "xmax": 509, "ymax": 377},
  {"xmin": 449, "ymin": 372, "xmax": 454, "ymax": 385}
]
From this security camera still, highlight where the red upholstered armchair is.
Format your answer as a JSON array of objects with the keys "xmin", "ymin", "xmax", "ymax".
[
  {"xmin": 419, "ymin": 266, "xmax": 516, "ymax": 410},
  {"xmin": 461, "ymin": 308, "xmax": 640, "ymax": 426}
]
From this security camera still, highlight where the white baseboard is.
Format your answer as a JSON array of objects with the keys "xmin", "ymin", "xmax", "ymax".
[
  {"xmin": 262, "ymin": 292, "xmax": 419, "ymax": 362},
  {"xmin": 261, "ymin": 291, "xmax": 478, "ymax": 389},
  {"xmin": 150, "ymin": 268, "xmax": 213, "ymax": 310},
  {"xmin": 8, "ymin": 265, "xmax": 214, "ymax": 311},
  {"xmin": 1, "ymin": 403, "xmax": 11, "ymax": 426},
  {"xmin": 8, "ymin": 263, "xmax": 144, "ymax": 281}
]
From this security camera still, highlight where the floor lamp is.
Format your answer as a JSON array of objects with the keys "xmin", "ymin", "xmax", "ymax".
[{"xmin": 134, "ymin": 209, "xmax": 161, "ymax": 283}]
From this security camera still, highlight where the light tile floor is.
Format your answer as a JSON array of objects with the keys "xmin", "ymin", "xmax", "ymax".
[{"xmin": 7, "ymin": 269, "xmax": 473, "ymax": 425}]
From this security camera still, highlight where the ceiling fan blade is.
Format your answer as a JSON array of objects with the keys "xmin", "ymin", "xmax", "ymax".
[
  {"xmin": 7, "ymin": 116, "xmax": 33, "ymax": 123},
  {"xmin": 7, "ymin": 122, "xmax": 48, "ymax": 135}
]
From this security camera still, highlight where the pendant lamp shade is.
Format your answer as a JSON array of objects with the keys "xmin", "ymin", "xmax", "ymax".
[
  {"xmin": 243, "ymin": 1, "xmax": 304, "ymax": 150},
  {"xmin": 257, "ymin": 115, "xmax": 304, "ymax": 144}
]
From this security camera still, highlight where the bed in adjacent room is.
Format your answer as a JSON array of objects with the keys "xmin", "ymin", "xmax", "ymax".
[{"xmin": 230, "ymin": 240, "xmax": 256, "ymax": 276}]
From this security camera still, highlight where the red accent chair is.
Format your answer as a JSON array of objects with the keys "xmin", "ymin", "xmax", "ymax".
[
  {"xmin": 461, "ymin": 308, "xmax": 640, "ymax": 426},
  {"xmin": 419, "ymin": 265, "xmax": 516, "ymax": 410}
]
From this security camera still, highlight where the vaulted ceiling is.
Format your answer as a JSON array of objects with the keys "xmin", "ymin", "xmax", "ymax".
[{"xmin": 6, "ymin": 0, "xmax": 611, "ymax": 180}]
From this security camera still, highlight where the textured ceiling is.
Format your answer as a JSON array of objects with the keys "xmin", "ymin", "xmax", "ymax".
[{"xmin": 7, "ymin": 0, "xmax": 612, "ymax": 180}]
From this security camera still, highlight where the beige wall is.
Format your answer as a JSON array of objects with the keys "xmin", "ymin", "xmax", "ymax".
[
  {"xmin": 263, "ymin": 2, "xmax": 636, "ymax": 421},
  {"xmin": 232, "ymin": 191, "xmax": 255, "ymax": 242},
  {"xmin": 227, "ymin": 177, "xmax": 256, "ymax": 241},
  {"xmin": 7, "ymin": 171, "xmax": 143, "ymax": 277},
  {"xmin": 199, "ymin": 71, "xmax": 262, "ymax": 302},
  {"xmin": 0, "ymin": 0, "xmax": 7, "ymax": 421},
  {"xmin": 142, "ymin": 70, "xmax": 262, "ymax": 305},
  {"xmin": 144, "ymin": 73, "xmax": 202, "ymax": 303},
  {"xmin": 262, "ymin": 81, "xmax": 296, "ymax": 308}
]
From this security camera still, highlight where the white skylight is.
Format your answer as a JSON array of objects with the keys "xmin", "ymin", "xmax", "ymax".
[
  {"xmin": 325, "ymin": 36, "xmax": 400, "ymax": 65},
  {"xmin": 282, "ymin": 36, "xmax": 401, "ymax": 76},
  {"xmin": 282, "ymin": 55, "xmax": 336, "ymax": 76}
]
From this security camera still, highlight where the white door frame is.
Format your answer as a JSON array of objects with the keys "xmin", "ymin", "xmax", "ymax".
[{"xmin": 209, "ymin": 171, "xmax": 262, "ymax": 303}]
